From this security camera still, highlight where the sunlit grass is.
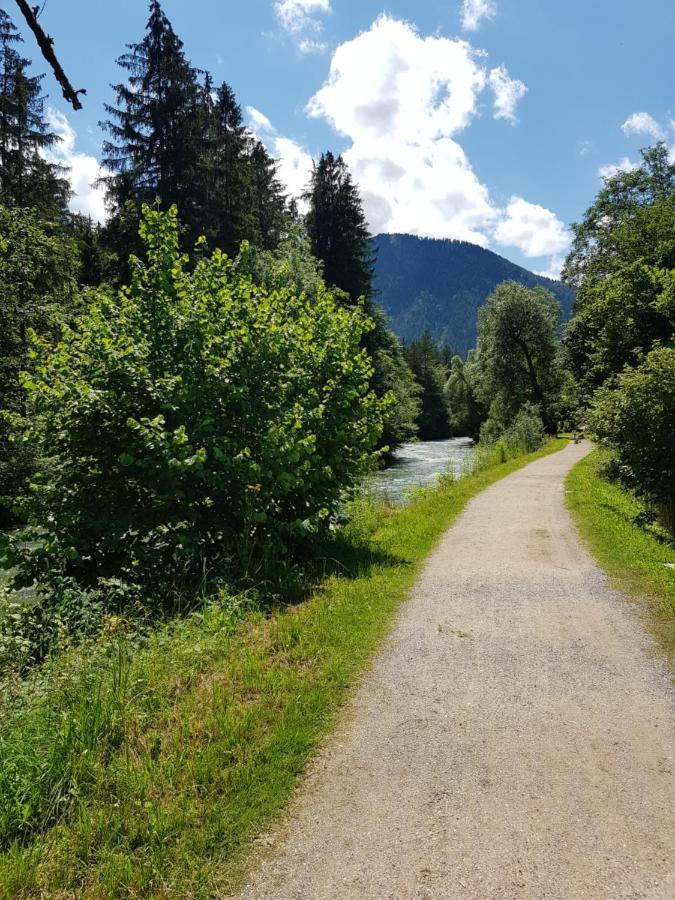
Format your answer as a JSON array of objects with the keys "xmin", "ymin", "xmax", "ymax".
[
  {"xmin": 0, "ymin": 439, "xmax": 567, "ymax": 899},
  {"xmin": 566, "ymin": 448, "xmax": 675, "ymax": 666}
]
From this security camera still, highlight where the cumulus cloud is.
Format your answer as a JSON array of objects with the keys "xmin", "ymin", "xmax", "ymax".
[
  {"xmin": 461, "ymin": 0, "xmax": 497, "ymax": 32},
  {"xmin": 305, "ymin": 16, "xmax": 498, "ymax": 243},
  {"xmin": 303, "ymin": 15, "xmax": 549, "ymax": 249},
  {"xmin": 494, "ymin": 196, "xmax": 571, "ymax": 260},
  {"xmin": 488, "ymin": 65, "xmax": 527, "ymax": 122},
  {"xmin": 43, "ymin": 109, "xmax": 108, "ymax": 222},
  {"xmin": 274, "ymin": 0, "xmax": 331, "ymax": 53},
  {"xmin": 621, "ymin": 111, "xmax": 665, "ymax": 141},
  {"xmin": 246, "ymin": 106, "xmax": 313, "ymax": 203}
]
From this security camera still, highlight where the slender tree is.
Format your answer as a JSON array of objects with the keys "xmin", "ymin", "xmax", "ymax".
[
  {"xmin": 305, "ymin": 151, "xmax": 374, "ymax": 303},
  {"xmin": 405, "ymin": 332, "xmax": 451, "ymax": 440}
]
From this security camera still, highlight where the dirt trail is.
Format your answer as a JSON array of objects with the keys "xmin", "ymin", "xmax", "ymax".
[{"xmin": 235, "ymin": 442, "xmax": 675, "ymax": 899}]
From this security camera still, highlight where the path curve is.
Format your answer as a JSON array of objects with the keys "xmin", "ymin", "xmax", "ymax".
[{"xmin": 235, "ymin": 442, "xmax": 675, "ymax": 899}]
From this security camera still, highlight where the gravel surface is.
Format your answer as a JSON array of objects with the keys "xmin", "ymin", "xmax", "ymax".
[{"xmin": 234, "ymin": 442, "xmax": 675, "ymax": 899}]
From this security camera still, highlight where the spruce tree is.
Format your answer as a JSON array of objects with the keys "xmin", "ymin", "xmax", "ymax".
[
  {"xmin": 197, "ymin": 80, "xmax": 258, "ymax": 255},
  {"xmin": 0, "ymin": 8, "xmax": 69, "ymax": 215},
  {"xmin": 101, "ymin": 1, "xmax": 201, "ymax": 237},
  {"xmin": 249, "ymin": 138, "xmax": 287, "ymax": 251},
  {"xmin": 305, "ymin": 151, "xmax": 374, "ymax": 303}
]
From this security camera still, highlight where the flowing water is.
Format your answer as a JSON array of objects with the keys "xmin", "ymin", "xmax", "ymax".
[{"xmin": 369, "ymin": 437, "xmax": 474, "ymax": 504}]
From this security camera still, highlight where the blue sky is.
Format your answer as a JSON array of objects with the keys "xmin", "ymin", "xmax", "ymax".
[{"xmin": 18, "ymin": 0, "xmax": 675, "ymax": 276}]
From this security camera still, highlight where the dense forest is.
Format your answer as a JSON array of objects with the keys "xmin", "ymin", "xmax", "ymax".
[{"xmin": 374, "ymin": 233, "xmax": 576, "ymax": 356}]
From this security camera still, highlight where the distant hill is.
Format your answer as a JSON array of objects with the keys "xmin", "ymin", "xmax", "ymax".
[{"xmin": 373, "ymin": 233, "xmax": 576, "ymax": 356}]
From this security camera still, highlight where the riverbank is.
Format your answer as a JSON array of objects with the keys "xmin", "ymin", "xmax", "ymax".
[
  {"xmin": 566, "ymin": 448, "xmax": 675, "ymax": 666},
  {"xmin": 0, "ymin": 439, "xmax": 567, "ymax": 898}
]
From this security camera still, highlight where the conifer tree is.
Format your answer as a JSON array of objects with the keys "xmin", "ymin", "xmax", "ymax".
[
  {"xmin": 0, "ymin": 8, "xmax": 69, "ymax": 215},
  {"xmin": 405, "ymin": 332, "xmax": 451, "ymax": 440},
  {"xmin": 101, "ymin": 1, "xmax": 201, "ymax": 229},
  {"xmin": 249, "ymin": 138, "xmax": 287, "ymax": 251},
  {"xmin": 305, "ymin": 151, "xmax": 374, "ymax": 303},
  {"xmin": 197, "ymin": 80, "xmax": 258, "ymax": 255}
]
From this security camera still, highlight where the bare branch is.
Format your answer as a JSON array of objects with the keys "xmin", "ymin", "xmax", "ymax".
[{"xmin": 14, "ymin": 0, "xmax": 86, "ymax": 111}]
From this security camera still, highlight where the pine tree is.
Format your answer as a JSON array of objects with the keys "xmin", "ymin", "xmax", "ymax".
[
  {"xmin": 305, "ymin": 151, "xmax": 374, "ymax": 302},
  {"xmin": 197, "ymin": 80, "xmax": 258, "ymax": 255},
  {"xmin": 0, "ymin": 8, "xmax": 69, "ymax": 215},
  {"xmin": 249, "ymin": 138, "xmax": 287, "ymax": 251},
  {"xmin": 101, "ymin": 1, "xmax": 201, "ymax": 228}
]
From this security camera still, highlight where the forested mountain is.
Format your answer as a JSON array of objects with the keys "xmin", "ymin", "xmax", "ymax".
[{"xmin": 373, "ymin": 234, "xmax": 576, "ymax": 356}]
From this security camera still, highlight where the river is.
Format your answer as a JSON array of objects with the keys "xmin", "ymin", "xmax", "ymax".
[{"xmin": 369, "ymin": 437, "xmax": 475, "ymax": 504}]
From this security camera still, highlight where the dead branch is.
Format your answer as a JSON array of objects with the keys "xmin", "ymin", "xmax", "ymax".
[{"xmin": 14, "ymin": 0, "xmax": 86, "ymax": 110}]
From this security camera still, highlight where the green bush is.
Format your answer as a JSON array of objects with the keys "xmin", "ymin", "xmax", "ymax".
[
  {"xmin": 10, "ymin": 206, "xmax": 386, "ymax": 601},
  {"xmin": 590, "ymin": 345, "xmax": 675, "ymax": 533}
]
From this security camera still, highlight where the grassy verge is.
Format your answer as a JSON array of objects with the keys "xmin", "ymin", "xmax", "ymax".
[
  {"xmin": 566, "ymin": 448, "xmax": 675, "ymax": 665},
  {"xmin": 0, "ymin": 438, "xmax": 567, "ymax": 899}
]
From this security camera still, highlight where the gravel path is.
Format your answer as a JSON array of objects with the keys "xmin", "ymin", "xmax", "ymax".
[{"xmin": 235, "ymin": 442, "xmax": 675, "ymax": 899}]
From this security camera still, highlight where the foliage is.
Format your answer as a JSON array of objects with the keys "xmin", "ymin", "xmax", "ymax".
[
  {"xmin": 405, "ymin": 332, "xmax": 451, "ymax": 439},
  {"xmin": 0, "ymin": 205, "xmax": 79, "ymax": 527},
  {"xmin": 589, "ymin": 345, "xmax": 675, "ymax": 532},
  {"xmin": 566, "ymin": 449, "xmax": 675, "ymax": 662},
  {"xmin": 444, "ymin": 351, "xmax": 485, "ymax": 439},
  {"xmin": 374, "ymin": 233, "xmax": 576, "ymax": 357},
  {"xmin": 10, "ymin": 206, "xmax": 385, "ymax": 602},
  {"xmin": 474, "ymin": 281, "xmax": 563, "ymax": 432},
  {"xmin": 563, "ymin": 144, "xmax": 674, "ymax": 396},
  {"xmin": 0, "ymin": 8, "xmax": 69, "ymax": 216},
  {"xmin": 0, "ymin": 440, "xmax": 566, "ymax": 892},
  {"xmin": 366, "ymin": 306, "xmax": 420, "ymax": 450}
]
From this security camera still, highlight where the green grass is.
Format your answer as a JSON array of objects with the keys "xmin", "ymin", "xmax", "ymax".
[
  {"xmin": 566, "ymin": 448, "xmax": 675, "ymax": 666},
  {"xmin": 0, "ymin": 438, "xmax": 567, "ymax": 899}
]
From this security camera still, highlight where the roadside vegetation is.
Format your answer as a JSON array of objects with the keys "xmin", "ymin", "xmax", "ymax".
[
  {"xmin": 567, "ymin": 449, "xmax": 675, "ymax": 665},
  {"xmin": 0, "ymin": 437, "xmax": 566, "ymax": 899}
]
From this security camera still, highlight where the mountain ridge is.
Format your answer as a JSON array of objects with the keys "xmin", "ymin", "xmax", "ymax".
[{"xmin": 373, "ymin": 233, "xmax": 576, "ymax": 356}]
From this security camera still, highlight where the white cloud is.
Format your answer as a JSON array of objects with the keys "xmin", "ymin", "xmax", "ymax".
[
  {"xmin": 494, "ymin": 196, "xmax": 571, "ymax": 259},
  {"xmin": 621, "ymin": 111, "xmax": 665, "ymax": 141},
  {"xmin": 305, "ymin": 15, "xmax": 525, "ymax": 245},
  {"xmin": 598, "ymin": 156, "xmax": 637, "ymax": 180},
  {"xmin": 43, "ymin": 109, "xmax": 108, "ymax": 222},
  {"xmin": 246, "ymin": 106, "xmax": 313, "ymax": 203},
  {"xmin": 461, "ymin": 0, "xmax": 497, "ymax": 32},
  {"xmin": 258, "ymin": 14, "xmax": 564, "ymax": 276},
  {"xmin": 535, "ymin": 255, "xmax": 566, "ymax": 280},
  {"xmin": 247, "ymin": 106, "xmax": 274, "ymax": 132},
  {"xmin": 274, "ymin": 0, "xmax": 331, "ymax": 52},
  {"xmin": 488, "ymin": 65, "xmax": 527, "ymax": 122}
]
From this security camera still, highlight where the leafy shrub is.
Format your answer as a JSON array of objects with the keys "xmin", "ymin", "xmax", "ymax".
[
  {"xmin": 590, "ymin": 345, "xmax": 675, "ymax": 534},
  {"xmin": 478, "ymin": 402, "xmax": 545, "ymax": 457},
  {"xmin": 10, "ymin": 206, "xmax": 386, "ymax": 602},
  {"xmin": 502, "ymin": 403, "xmax": 546, "ymax": 453}
]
